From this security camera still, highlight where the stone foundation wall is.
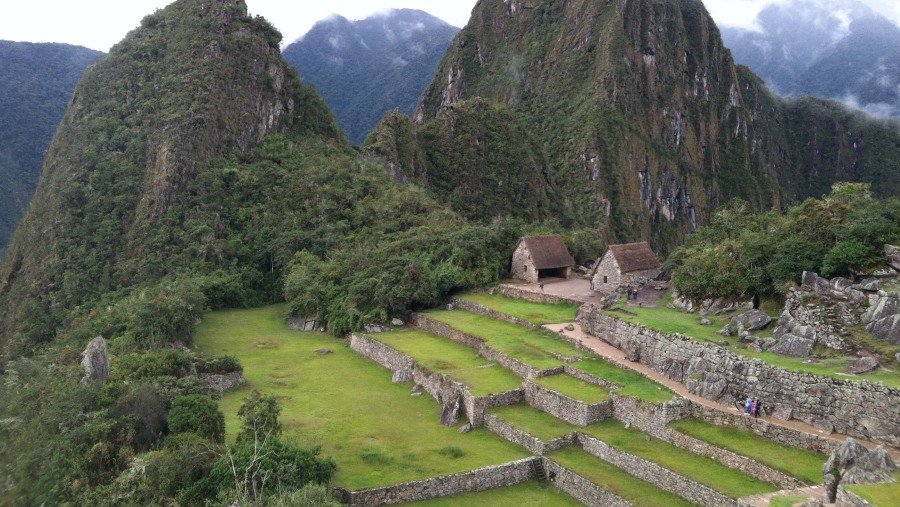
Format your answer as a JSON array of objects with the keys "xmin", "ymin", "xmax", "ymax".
[
  {"xmin": 345, "ymin": 458, "xmax": 538, "ymax": 506},
  {"xmin": 689, "ymin": 404, "xmax": 840, "ymax": 455},
  {"xmin": 611, "ymin": 394, "xmax": 690, "ymax": 435},
  {"xmin": 496, "ymin": 284, "xmax": 582, "ymax": 305},
  {"xmin": 483, "ymin": 413, "xmax": 577, "ymax": 455},
  {"xmin": 543, "ymin": 458, "xmax": 633, "ymax": 507},
  {"xmin": 582, "ymin": 310, "xmax": 900, "ymax": 447},
  {"xmin": 449, "ymin": 298, "xmax": 539, "ymax": 329},
  {"xmin": 524, "ymin": 381, "xmax": 613, "ymax": 426},
  {"xmin": 349, "ymin": 334, "xmax": 414, "ymax": 372},
  {"xmin": 579, "ymin": 434, "xmax": 738, "ymax": 507},
  {"xmin": 411, "ymin": 313, "xmax": 561, "ymax": 379}
]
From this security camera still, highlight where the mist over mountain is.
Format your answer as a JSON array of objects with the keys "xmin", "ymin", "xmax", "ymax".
[
  {"xmin": 720, "ymin": 0, "xmax": 900, "ymax": 118},
  {"xmin": 282, "ymin": 9, "xmax": 459, "ymax": 143},
  {"xmin": 0, "ymin": 41, "xmax": 103, "ymax": 258}
]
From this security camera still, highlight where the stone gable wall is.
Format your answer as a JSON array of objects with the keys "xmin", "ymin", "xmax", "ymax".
[
  {"xmin": 344, "ymin": 458, "xmax": 538, "ymax": 506},
  {"xmin": 524, "ymin": 381, "xmax": 614, "ymax": 426},
  {"xmin": 449, "ymin": 297, "xmax": 539, "ymax": 329},
  {"xmin": 543, "ymin": 458, "xmax": 633, "ymax": 507},
  {"xmin": 582, "ymin": 310, "xmax": 900, "ymax": 448},
  {"xmin": 592, "ymin": 251, "xmax": 621, "ymax": 293},
  {"xmin": 579, "ymin": 434, "xmax": 738, "ymax": 507},
  {"xmin": 483, "ymin": 413, "xmax": 577, "ymax": 455},
  {"xmin": 511, "ymin": 242, "xmax": 537, "ymax": 283}
]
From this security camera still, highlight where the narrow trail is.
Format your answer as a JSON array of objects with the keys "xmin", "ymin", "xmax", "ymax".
[{"xmin": 543, "ymin": 321, "xmax": 900, "ymax": 461}]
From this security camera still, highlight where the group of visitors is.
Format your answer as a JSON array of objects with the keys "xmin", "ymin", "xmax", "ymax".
[
  {"xmin": 743, "ymin": 396, "xmax": 763, "ymax": 418},
  {"xmin": 625, "ymin": 287, "xmax": 639, "ymax": 300}
]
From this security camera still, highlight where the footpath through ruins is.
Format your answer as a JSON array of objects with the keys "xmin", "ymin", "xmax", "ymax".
[{"xmin": 509, "ymin": 277, "xmax": 900, "ymax": 460}]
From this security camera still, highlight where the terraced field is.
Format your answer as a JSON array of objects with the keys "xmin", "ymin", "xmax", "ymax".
[{"xmin": 196, "ymin": 295, "xmax": 856, "ymax": 505}]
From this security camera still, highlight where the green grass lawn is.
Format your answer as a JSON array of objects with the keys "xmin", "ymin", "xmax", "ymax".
[
  {"xmin": 769, "ymin": 496, "xmax": 810, "ymax": 507},
  {"xmin": 603, "ymin": 292, "xmax": 900, "ymax": 388},
  {"xmin": 534, "ymin": 374, "xmax": 611, "ymax": 404},
  {"xmin": 194, "ymin": 305, "xmax": 530, "ymax": 490},
  {"xmin": 425, "ymin": 310, "xmax": 583, "ymax": 369},
  {"xmin": 488, "ymin": 404, "xmax": 579, "ymax": 442},
  {"xmin": 547, "ymin": 447, "xmax": 696, "ymax": 507},
  {"xmin": 373, "ymin": 330, "xmax": 524, "ymax": 396},
  {"xmin": 569, "ymin": 356, "xmax": 676, "ymax": 404},
  {"xmin": 400, "ymin": 479, "xmax": 582, "ymax": 506},
  {"xmin": 581, "ymin": 420, "xmax": 778, "ymax": 498},
  {"xmin": 669, "ymin": 417, "xmax": 826, "ymax": 484},
  {"xmin": 457, "ymin": 291, "xmax": 579, "ymax": 324},
  {"xmin": 845, "ymin": 472, "xmax": 900, "ymax": 506}
]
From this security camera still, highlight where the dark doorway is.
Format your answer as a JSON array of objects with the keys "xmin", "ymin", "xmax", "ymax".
[{"xmin": 538, "ymin": 267, "xmax": 568, "ymax": 279}]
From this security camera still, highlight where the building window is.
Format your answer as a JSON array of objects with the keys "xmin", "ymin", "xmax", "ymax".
[{"xmin": 603, "ymin": 276, "xmax": 608, "ymax": 284}]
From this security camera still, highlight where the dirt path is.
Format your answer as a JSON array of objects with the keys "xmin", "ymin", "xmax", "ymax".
[{"xmin": 542, "ymin": 322, "xmax": 900, "ymax": 460}]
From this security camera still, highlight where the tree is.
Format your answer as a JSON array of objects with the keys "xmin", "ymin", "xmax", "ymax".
[
  {"xmin": 167, "ymin": 394, "xmax": 226, "ymax": 444},
  {"xmin": 236, "ymin": 390, "xmax": 281, "ymax": 444}
]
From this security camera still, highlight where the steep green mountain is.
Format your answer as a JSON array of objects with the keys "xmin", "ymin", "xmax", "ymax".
[
  {"xmin": 720, "ymin": 0, "xmax": 900, "ymax": 119},
  {"xmin": 282, "ymin": 9, "xmax": 459, "ymax": 143},
  {"xmin": 367, "ymin": 0, "xmax": 900, "ymax": 252},
  {"xmin": 0, "ymin": 41, "xmax": 103, "ymax": 258}
]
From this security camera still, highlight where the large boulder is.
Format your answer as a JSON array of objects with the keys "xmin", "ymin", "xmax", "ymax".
[
  {"xmin": 848, "ymin": 356, "xmax": 880, "ymax": 375},
  {"xmin": 824, "ymin": 439, "xmax": 897, "ymax": 502},
  {"xmin": 81, "ymin": 337, "xmax": 110, "ymax": 384},
  {"xmin": 768, "ymin": 333, "xmax": 815, "ymax": 357},
  {"xmin": 732, "ymin": 310, "xmax": 773, "ymax": 331},
  {"xmin": 669, "ymin": 290, "xmax": 753, "ymax": 314},
  {"xmin": 887, "ymin": 245, "xmax": 900, "ymax": 271},
  {"xmin": 440, "ymin": 396, "xmax": 463, "ymax": 427},
  {"xmin": 861, "ymin": 290, "xmax": 900, "ymax": 344}
]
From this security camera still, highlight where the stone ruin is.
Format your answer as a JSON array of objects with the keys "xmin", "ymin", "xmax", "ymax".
[{"xmin": 824, "ymin": 438, "xmax": 897, "ymax": 503}]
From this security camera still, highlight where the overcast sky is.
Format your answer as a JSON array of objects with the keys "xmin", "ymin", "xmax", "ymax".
[{"xmin": 2, "ymin": 0, "xmax": 899, "ymax": 52}]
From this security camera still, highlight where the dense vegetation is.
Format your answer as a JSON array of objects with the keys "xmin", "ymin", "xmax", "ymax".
[
  {"xmin": 666, "ymin": 183, "xmax": 900, "ymax": 300},
  {"xmin": 282, "ymin": 10, "xmax": 459, "ymax": 143},
  {"xmin": 0, "ymin": 41, "xmax": 102, "ymax": 258},
  {"xmin": 369, "ymin": 0, "xmax": 900, "ymax": 256}
]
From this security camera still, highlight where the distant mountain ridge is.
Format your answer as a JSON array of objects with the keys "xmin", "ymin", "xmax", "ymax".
[
  {"xmin": 0, "ymin": 41, "xmax": 103, "ymax": 257},
  {"xmin": 720, "ymin": 0, "xmax": 900, "ymax": 119},
  {"xmin": 282, "ymin": 9, "xmax": 459, "ymax": 143}
]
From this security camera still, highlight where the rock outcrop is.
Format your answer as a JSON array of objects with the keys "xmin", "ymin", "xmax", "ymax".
[
  {"xmin": 80, "ymin": 336, "xmax": 110, "ymax": 384},
  {"xmin": 824, "ymin": 438, "xmax": 897, "ymax": 502},
  {"xmin": 861, "ymin": 289, "xmax": 900, "ymax": 344}
]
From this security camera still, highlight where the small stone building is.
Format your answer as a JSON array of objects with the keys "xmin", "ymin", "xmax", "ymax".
[
  {"xmin": 511, "ymin": 235, "xmax": 576, "ymax": 283},
  {"xmin": 592, "ymin": 242, "xmax": 661, "ymax": 293}
]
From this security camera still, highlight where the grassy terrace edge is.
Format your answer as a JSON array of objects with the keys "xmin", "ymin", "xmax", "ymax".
[{"xmin": 457, "ymin": 291, "xmax": 580, "ymax": 324}]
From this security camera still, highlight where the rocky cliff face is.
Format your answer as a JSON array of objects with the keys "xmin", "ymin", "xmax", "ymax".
[
  {"xmin": 369, "ymin": 0, "xmax": 900, "ymax": 252},
  {"xmin": 0, "ymin": 0, "xmax": 341, "ymax": 353}
]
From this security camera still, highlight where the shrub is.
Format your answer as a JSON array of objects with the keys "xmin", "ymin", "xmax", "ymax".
[{"xmin": 167, "ymin": 394, "xmax": 226, "ymax": 444}]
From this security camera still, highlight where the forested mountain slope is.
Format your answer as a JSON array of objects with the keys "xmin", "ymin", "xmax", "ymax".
[
  {"xmin": 0, "ymin": 41, "xmax": 102, "ymax": 258},
  {"xmin": 282, "ymin": 9, "xmax": 459, "ymax": 143},
  {"xmin": 367, "ymin": 0, "xmax": 900, "ymax": 252}
]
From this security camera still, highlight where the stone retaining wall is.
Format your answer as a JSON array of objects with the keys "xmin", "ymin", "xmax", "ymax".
[
  {"xmin": 543, "ymin": 458, "xmax": 633, "ymax": 507},
  {"xmin": 579, "ymin": 434, "xmax": 738, "ymax": 507},
  {"xmin": 689, "ymin": 404, "xmax": 840, "ymax": 455},
  {"xmin": 495, "ymin": 284, "xmax": 583, "ymax": 305},
  {"xmin": 583, "ymin": 309, "xmax": 900, "ymax": 447},
  {"xmin": 349, "ymin": 334, "xmax": 414, "ymax": 372},
  {"xmin": 343, "ymin": 458, "xmax": 538, "ymax": 506},
  {"xmin": 564, "ymin": 364, "xmax": 622, "ymax": 390},
  {"xmin": 524, "ymin": 381, "xmax": 613, "ymax": 426},
  {"xmin": 611, "ymin": 394, "xmax": 690, "ymax": 435},
  {"xmin": 449, "ymin": 298, "xmax": 539, "ymax": 329},
  {"xmin": 483, "ymin": 413, "xmax": 577, "ymax": 455},
  {"xmin": 411, "ymin": 313, "xmax": 562, "ymax": 379}
]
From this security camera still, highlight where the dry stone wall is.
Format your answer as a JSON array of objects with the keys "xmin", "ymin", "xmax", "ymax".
[
  {"xmin": 496, "ymin": 284, "xmax": 582, "ymax": 305},
  {"xmin": 611, "ymin": 394, "xmax": 690, "ymax": 435},
  {"xmin": 579, "ymin": 434, "xmax": 738, "ymax": 507},
  {"xmin": 344, "ymin": 458, "xmax": 538, "ymax": 506},
  {"xmin": 483, "ymin": 413, "xmax": 577, "ymax": 455},
  {"xmin": 524, "ymin": 381, "xmax": 613, "ymax": 426},
  {"xmin": 582, "ymin": 309, "xmax": 900, "ymax": 447},
  {"xmin": 543, "ymin": 458, "xmax": 633, "ymax": 507}
]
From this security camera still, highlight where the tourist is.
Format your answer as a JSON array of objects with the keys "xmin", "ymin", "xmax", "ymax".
[
  {"xmin": 539, "ymin": 282, "xmax": 544, "ymax": 291},
  {"xmin": 750, "ymin": 398, "xmax": 757, "ymax": 418},
  {"xmin": 754, "ymin": 399, "xmax": 762, "ymax": 418},
  {"xmin": 744, "ymin": 396, "xmax": 752, "ymax": 415}
]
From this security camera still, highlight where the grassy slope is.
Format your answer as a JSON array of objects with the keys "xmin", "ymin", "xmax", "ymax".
[
  {"xmin": 457, "ymin": 292, "xmax": 579, "ymax": 324},
  {"xmin": 534, "ymin": 374, "xmax": 611, "ymax": 403},
  {"xmin": 373, "ymin": 330, "xmax": 524, "ymax": 396},
  {"xmin": 669, "ymin": 417, "xmax": 826, "ymax": 484},
  {"xmin": 569, "ymin": 357, "xmax": 676, "ymax": 403},
  {"xmin": 401, "ymin": 479, "xmax": 582, "ymax": 506},
  {"xmin": 548, "ymin": 447, "xmax": 696, "ymax": 507},
  {"xmin": 425, "ymin": 310, "xmax": 582, "ymax": 368},
  {"xmin": 194, "ymin": 305, "xmax": 529, "ymax": 490},
  {"xmin": 582, "ymin": 420, "xmax": 778, "ymax": 498},
  {"xmin": 844, "ymin": 472, "xmax": 900, "ymax": 506},
  {"xmin": 488, "ymin": 404, "xmax": 580, "ymax": 442},
  {"xmin": 604, "ymin": 292, "xmax": 900, "ymax": 388}
]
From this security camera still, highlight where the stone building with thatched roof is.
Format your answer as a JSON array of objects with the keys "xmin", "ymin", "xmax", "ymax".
[
  {"xmin": 511, "ymin": 235, "xmax": 576, "ymax": 283},
  {"xmin": 592, "ymin": 242, "xmax": 661, "ymax": 293}
]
